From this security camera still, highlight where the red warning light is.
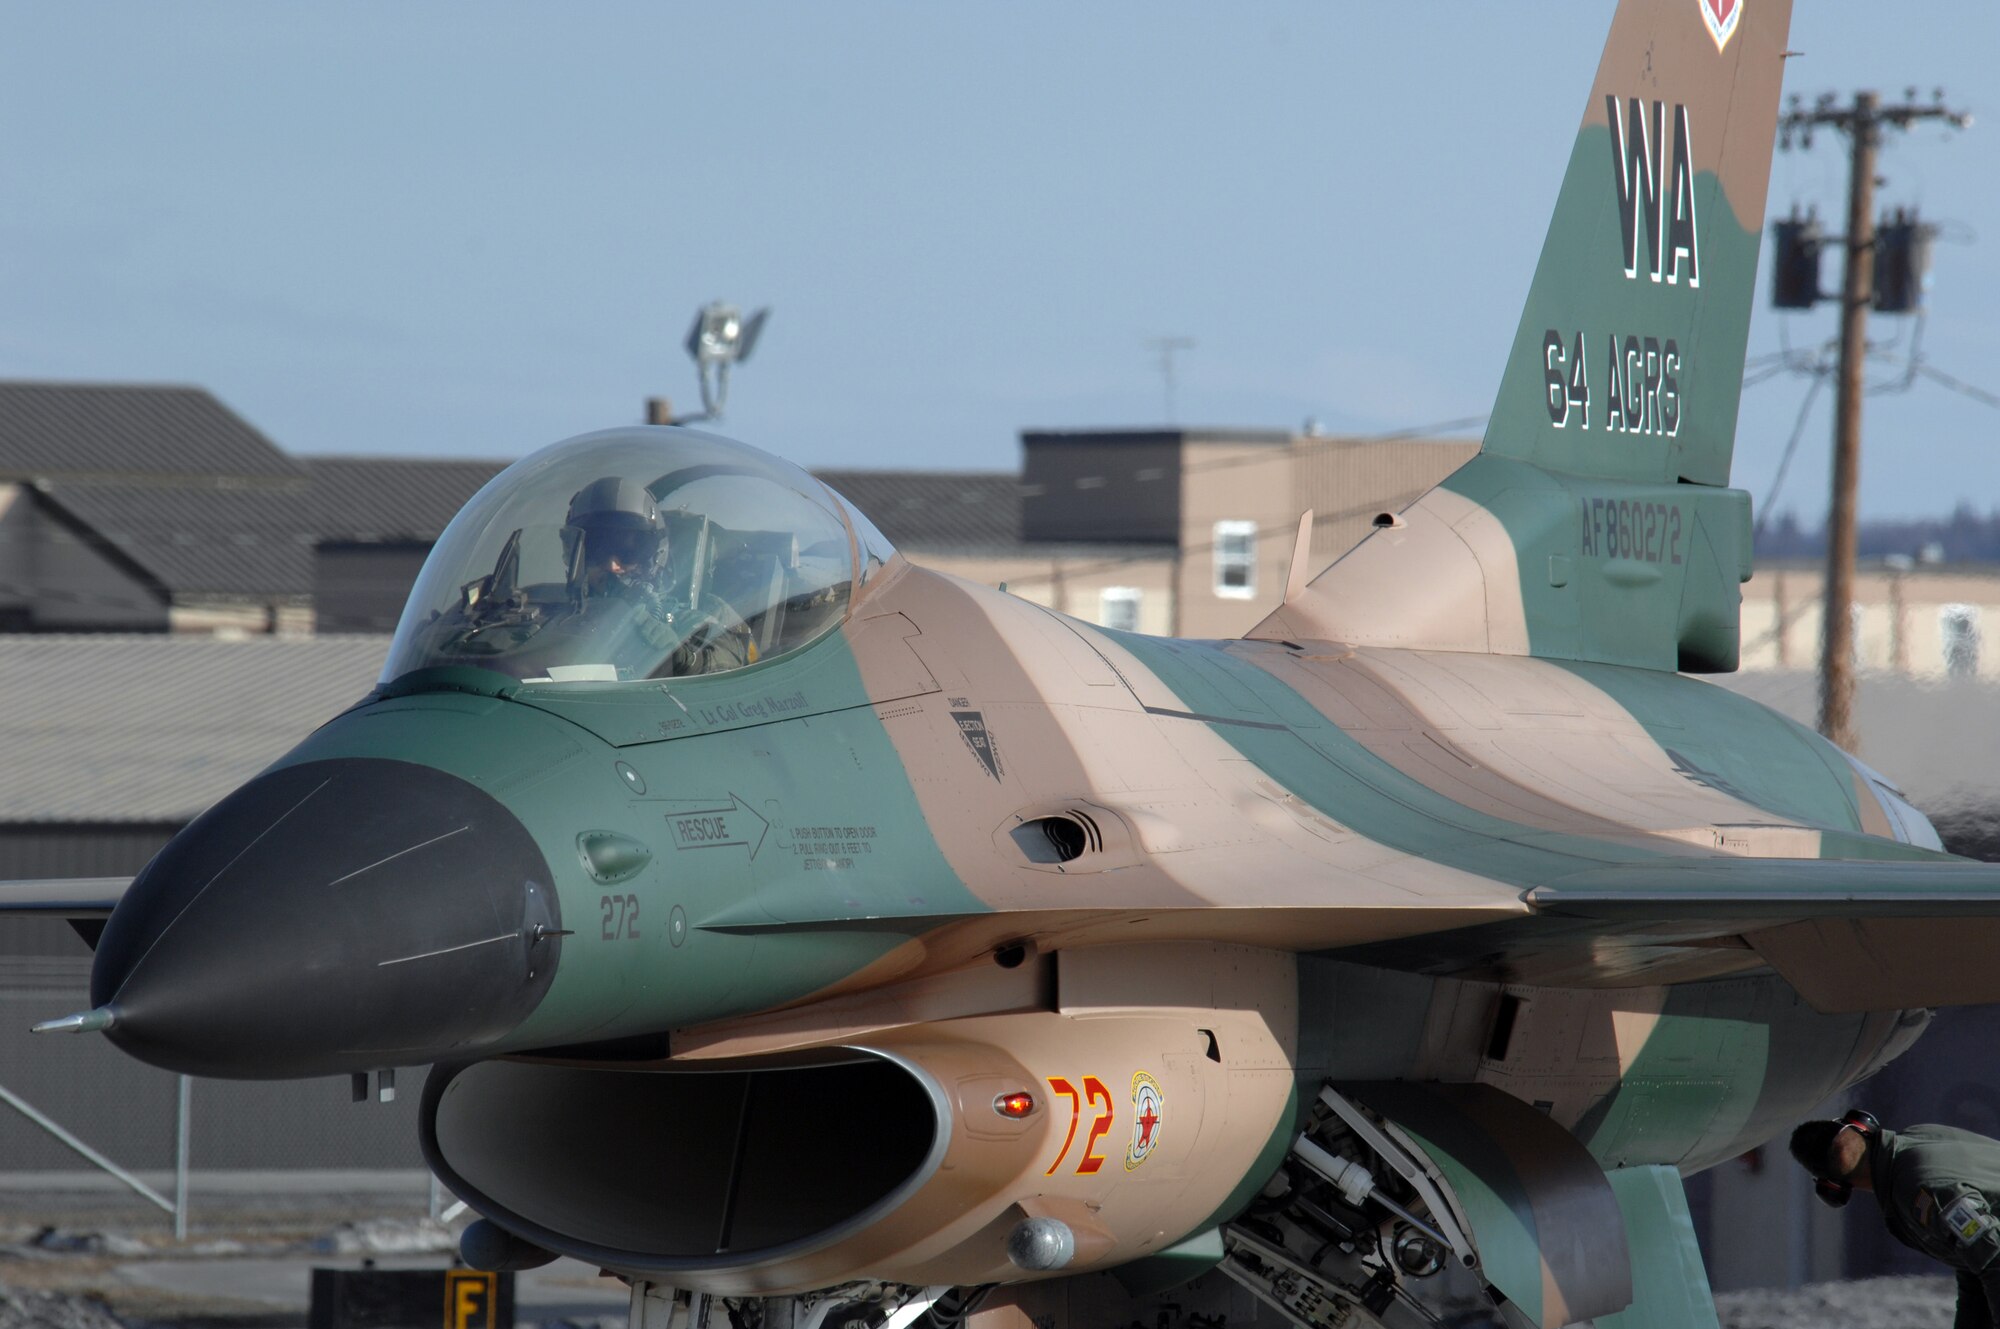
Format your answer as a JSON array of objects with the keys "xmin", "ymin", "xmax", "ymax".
[{"xmin": 994, "ymin": 1091, "xmax": 1036, "ymax": 1119}]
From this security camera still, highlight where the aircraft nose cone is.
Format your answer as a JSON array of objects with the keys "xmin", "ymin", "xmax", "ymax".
[{"xmin": 91, "ymin": 758, "xmax": 561, "ymax": 1078}]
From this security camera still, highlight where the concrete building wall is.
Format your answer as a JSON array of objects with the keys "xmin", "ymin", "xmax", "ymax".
[
  {"xmin": 1294, "ymin": 436, "xmax": 1480, "ymax": 576},
  {"xmin": 1742, "ymin": 563, "xmax": 2000, "ymax": 680},
  {"xmin": 1176, "ymin": 439, "xmax": 1296, "ymax": 638},
  {"xmin": 1172, "ymin": 434, "xmax": 1478, "ymax": 639},
  {"xmin": 168, "ymin": 601, "xmax": 314, "ymax": 635},
  {"xmin": 900, "ymin": 549, "xmax": 1178, "ymax": 636}
]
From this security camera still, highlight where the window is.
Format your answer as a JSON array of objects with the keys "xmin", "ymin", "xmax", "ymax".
[
  {"xmin": 1213, "ymin": 521, "xmax": 1257, "ymax": 599},
  {"xmin": 1099, "ymin": 586, "xmax": 1141, "ymax": 633},
  {"xmin": 1942, "ymin": 604, "xmax": 1981, "ymax": 678}
]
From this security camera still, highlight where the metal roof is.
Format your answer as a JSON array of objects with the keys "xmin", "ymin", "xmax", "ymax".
[
  {"xmin": 0, "ymin": 381, "xmax": 300, "ymax": 482},
  {"xmin": 39, "ymin": 483, "xmax": 315, "ymax": 599},
  {"xmin": 814, "ymin": 470, "xmax": 1021, "ymax": 551},
  {"xmin": 304, "ymin": 456, "xmax": 511, "ymax": 542},
  {"xmin": 0, "ymin": 635, "xmax": 389, "ymax": 822},
  {"xmin": 35, "ymin": 456, "xmax": 516, "ymax": 600},
  {"xmin": 305, "ymin": 460, "xmax": 1034, "ymax": 553},
  {"xmin": 1022, "ymin": 427, "xmax": 1294, "ymax": 447}
]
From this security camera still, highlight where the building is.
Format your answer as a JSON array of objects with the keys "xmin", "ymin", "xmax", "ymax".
[
  {"xmin": 829, "ymin": 429, "xmax": 1478, "ymax": 639},
  {"xmin": 10, "ymin": 378, "xmax": 1999, "ymax": 673},
  {"xmin": 0, "ymin": 381, "xmax": 1481, "ymax": 642},
  {"xmin": 5, "ymin": 381, "xmax": 2000, "ymax": 1264},
  {"xmin": 1742, "ymin": 560, "xmax": 2000, "ymax": 681},
  {"xmin": 818, "ymin": 467, "xmax": 1182, "ymax": 633},
  {"xmin": 0, "ymin": 382, "xmax": 313, "ymax": 634},
  {"xmin": 0, "ymin": 634, "xmax": 425, "ymax": 1202},
  {"xmin": 308, "ymin": 456, "xmax": 510, "ymax": 632},
  {"xmin": 306, "ymin": 428, "xmax": 1477, "ymax": 642}
]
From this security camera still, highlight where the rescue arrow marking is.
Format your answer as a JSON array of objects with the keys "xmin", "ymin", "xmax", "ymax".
[{"xmin": 660, "ymin": 794, "xmax": 770, "ymax": 860}]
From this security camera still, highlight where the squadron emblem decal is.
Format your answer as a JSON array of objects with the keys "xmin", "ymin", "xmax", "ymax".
[
  {"xmin": 1698, "ymin": 0, "xmax": 1740, "ymax": 53},
  {"xmin": 1125, "ymin": 1072, "xmax": 1165, "ymax": 1170}
]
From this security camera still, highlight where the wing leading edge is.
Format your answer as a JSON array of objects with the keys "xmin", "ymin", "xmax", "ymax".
[{"xmin": 1335, "ymin": 856, "xmax": 2000, "ymax": 1013}]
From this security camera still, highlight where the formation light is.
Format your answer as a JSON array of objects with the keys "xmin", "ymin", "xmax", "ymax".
[{"xmin": 993, "ymin": 1091, "xmax": 1037, "ymax": 1119}]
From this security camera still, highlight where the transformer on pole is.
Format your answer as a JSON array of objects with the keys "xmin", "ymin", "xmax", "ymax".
[{"xmin": 1772, "ymin": 89, "xmax": 1968, "ymax": 750}]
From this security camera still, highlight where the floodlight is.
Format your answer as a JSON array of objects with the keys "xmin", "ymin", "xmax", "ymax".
[{"xmin": 677, "ymin": 300, "xmax": 772, "ymax": 421}]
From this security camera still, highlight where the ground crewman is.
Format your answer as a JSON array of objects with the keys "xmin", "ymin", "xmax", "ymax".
[{"xmin": 1791, "ymin": 1110, "xmax": 2000, "ymax": 1327}]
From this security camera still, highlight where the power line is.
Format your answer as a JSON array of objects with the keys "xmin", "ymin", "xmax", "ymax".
[
  {"xmin": 1776, "ymin": 87, "xmax": 1970, "ymax": 749},
  {"xmin": 1915, "ymin": 363, "xmax": 2000, "ymax": 412},
  {"xmin": 995, "ymin": 495, "xmax": 1427, "ymax": 588},
  {"xmin": 1752, "ymin": 371, "xmax": 1830, "ymax": 542}
]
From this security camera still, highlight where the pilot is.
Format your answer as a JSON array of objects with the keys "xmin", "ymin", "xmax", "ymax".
[
  {"xmin": 1791, "ymin": 1110, "xmax": 2000, "ymax": 1326},
  {"xmin": 561, "ymin": 476, "xmax": 682, "ymax": 656},
  {"xmin": 561, "ymin": 476, "xmax": 753, "ymax": 675}
]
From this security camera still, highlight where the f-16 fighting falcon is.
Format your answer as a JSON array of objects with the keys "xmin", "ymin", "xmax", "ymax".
[{"xmin": 11, "ymin": 0, "xmax": 2000, "ymax": 1326}]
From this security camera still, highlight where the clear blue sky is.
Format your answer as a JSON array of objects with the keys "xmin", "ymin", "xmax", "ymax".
[{"xmin": 2, "ymin": 2, "xmax": 1995, "ymax": 522}]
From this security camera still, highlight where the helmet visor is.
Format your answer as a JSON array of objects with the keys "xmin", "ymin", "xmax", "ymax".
[{"xmin": 584, "ymin": 526, "xmax": 657, "ymax": 570}]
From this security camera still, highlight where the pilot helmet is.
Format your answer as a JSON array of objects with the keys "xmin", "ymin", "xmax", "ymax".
[{"xmin": 562, "ymin": 476, "xmax": 666, "ymax": 591}]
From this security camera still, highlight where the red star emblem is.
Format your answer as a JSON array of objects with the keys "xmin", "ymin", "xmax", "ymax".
[{"xmin": 1137, "ymin": 1103, "xmax": 1160, "ymax": 1148}]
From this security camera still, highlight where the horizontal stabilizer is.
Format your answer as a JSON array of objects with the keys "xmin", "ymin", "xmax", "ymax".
[{"xmin": 0, "ymin": 877, "xmax": 131, "ymax": 918}]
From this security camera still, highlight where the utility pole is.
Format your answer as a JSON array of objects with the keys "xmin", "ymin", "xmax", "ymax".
[
  {"xmin": 1775, "ymin": 90, "xmax": 1968, "ymax": 749},
  {"xmin": 1820, "ymin": 90, "xmax": 1876, "ymax": 751}
]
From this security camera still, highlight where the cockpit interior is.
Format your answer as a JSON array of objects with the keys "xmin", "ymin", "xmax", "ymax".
[{"xmin": 384, "ymin": 428, "xmax": 893, "ymax": 685}]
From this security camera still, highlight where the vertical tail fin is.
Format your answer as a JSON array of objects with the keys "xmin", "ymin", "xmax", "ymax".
[
  {"xmin": 1484, "ymin": 0, "xmax": 1793, "ymax": 486},
  {"xmin": 1254, "ymin": 0, "xmax": 1793, "ymax": 672}
]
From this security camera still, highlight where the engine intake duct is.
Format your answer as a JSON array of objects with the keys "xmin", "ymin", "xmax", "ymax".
[{"xmin": 422, "ymin": 1055, "xmax": 942, "ymax": 1273}]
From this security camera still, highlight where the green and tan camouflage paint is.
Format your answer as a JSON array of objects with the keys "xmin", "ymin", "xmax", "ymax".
[
  {"xmin": 291, "ymin": 527, "xmax": 1959, "ymax": 1292},
  {"xmin": 47, "ymin": 0, "xmax": 2000, "ymax": 1316},
  {"xmin": 1262, "ymin": 0, "xmax": 1791, "ymax": 675}
]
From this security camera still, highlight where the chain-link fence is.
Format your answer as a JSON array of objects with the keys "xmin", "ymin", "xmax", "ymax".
[{"xmin": 2, "ymin": 920, "xmax": 433, "ymax": 1237}]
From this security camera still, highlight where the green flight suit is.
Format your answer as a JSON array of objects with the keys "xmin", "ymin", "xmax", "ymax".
[
  {"xmin": 1869, "ymin": 1126, "xmax": 2000, "ymax": 1329},
  {"xmin": 590, "ymin": 582, "xmax": 753, "ymax": 677}
]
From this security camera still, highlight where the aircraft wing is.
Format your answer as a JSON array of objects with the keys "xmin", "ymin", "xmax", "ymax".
[
  {"xmin": 1337, "ymin": 856, "xmax": 2000, "ymax": 1014},
  {"xmin": 0, "ymin": 877, "xmax": 131, "ymax": 918}
]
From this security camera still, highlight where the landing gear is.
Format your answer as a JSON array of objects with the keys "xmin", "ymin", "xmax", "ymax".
[
  {"xmin": 1216, "ymin": 1086, "xmax": 1511, "ymax": 1329},
  {"xmin": 623, "ymin": 1282, "xmax": 955, "ymax": 1329},
  {"xmin": 627, "ymin": 1283, "xmax": 708, "ymax": 1329}
]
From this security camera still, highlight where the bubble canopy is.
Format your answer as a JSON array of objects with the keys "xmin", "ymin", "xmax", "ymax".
[{"xmin": 384, "ymin": 428, "xmax": 891, "ymax": 685}]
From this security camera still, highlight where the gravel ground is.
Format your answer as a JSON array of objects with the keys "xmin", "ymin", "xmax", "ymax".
[
  {"xmin": 1714, "ymin": 1276, "xmax": 1958, "ymax": 1329},
  {"xmin": 0, "ymin": 1221, "xmax": 1973, "ymax": 1329},
  {"xmin": 0, "ymin": 1213, "xmax": 636, "ymax": 1329},
  {"xmin": 0, "ymin": 1285, "xmax": 124, "ymax": 1329}
]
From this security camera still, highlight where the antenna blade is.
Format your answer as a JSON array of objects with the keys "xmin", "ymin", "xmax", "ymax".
[{"xmin": 1284, "ymin": 510, "xmax": 1315, "ymax": 604}]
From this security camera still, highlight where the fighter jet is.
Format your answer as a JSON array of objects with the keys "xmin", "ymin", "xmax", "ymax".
[{"xmin": 12, "ymin": 0, "xmax": 2000, "ymax": 1325}]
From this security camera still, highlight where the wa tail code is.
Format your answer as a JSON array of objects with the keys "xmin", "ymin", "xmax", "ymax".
[{"xmin": 1610, "ymin": 96, "xmax": 1700, "ymax": 287}]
